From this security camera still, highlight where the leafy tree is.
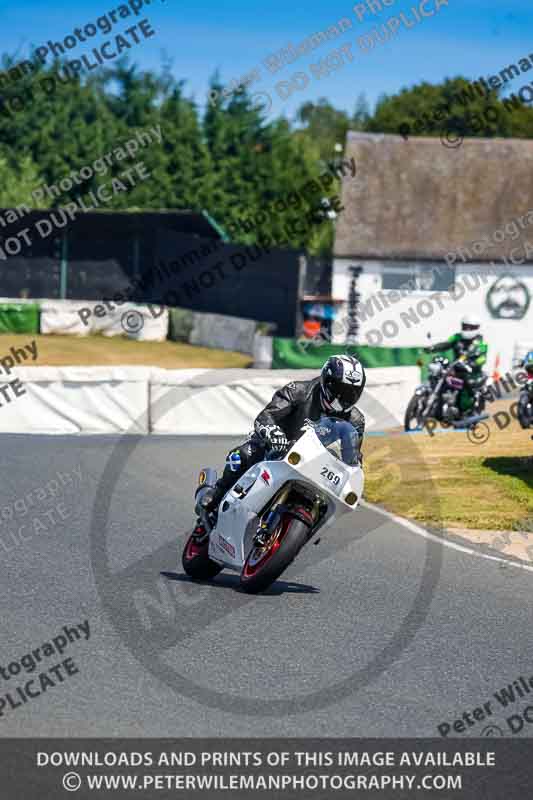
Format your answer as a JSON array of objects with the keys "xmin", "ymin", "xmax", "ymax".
[
  {"xmin": 203, "ymin": 85, "xmax": 329, "ymax": 253},
  {"xmin": 367, "ymin": 78, "xmax": 533, "ymax": 139},
  {"xmin": 295, "ymin": 98, "xmax": 353, "ymax": 160},
  {"xmin": 0, "ymin": 151, "xmax": 43, "ymax": 207},
  {"xmin": 1, "ymin": 48, "xmax": 531, "ymax": 265},
  {"xmin": 158, "ymin": 85, "xmax": 213, "ymax": 211},
  {"xmin": 0, "ymin": 58, "xmax": 123, "ymax": 205}
]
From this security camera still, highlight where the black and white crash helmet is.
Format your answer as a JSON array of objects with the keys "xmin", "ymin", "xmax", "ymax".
[{"xmin": 320, "ymin": 355, "xmax": 366, "ymax": 413}]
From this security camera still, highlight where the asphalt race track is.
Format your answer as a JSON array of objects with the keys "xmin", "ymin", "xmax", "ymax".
[{"xmin": 1, "ymin": 433, "xmax": 532, "ymax": 738}]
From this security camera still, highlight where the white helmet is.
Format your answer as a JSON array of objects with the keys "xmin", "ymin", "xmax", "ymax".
[
  {"xmin": 320, "ymin": 355, "xmax": 366, "ymax": 413},
  {"xmin": 460, "ymin": 314, "xmax": 481, "ymax": 341}
]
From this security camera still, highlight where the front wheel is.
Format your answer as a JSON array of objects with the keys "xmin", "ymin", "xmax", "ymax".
[
  {"xmin": 240, "ymin": 517, "xmax": 309, "ymax": 594},
  {"xmin": 182, "ymin": 532, "xmax": 223, "ymax": 580},
  {"xmin": 404, "ymin": 394, "xmax": 425, "ymax": 431}
]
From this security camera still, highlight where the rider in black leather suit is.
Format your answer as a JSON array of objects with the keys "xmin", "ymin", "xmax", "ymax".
[{"xmin": 199, "ymin": 355, "xmax": 367, "ymax": 516}]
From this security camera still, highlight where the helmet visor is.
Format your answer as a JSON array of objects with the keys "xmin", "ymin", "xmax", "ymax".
[
  {"xmin": 329, "ymin": 379, "xmax": 360, "ymax": 409},
  {"xmin": 462, "ymin": 323, "xmax": 479, "ymax": 332}
]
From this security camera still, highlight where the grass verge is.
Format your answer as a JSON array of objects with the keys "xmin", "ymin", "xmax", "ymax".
[
  {"xmin": 0, "ymin": 333, "xmax": 252, "ymax": 369},
  {"xmin": 364, "ymin": 401, "xmax": 533, "ymax": 530}
]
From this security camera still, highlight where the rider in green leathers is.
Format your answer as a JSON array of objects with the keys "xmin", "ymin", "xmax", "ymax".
[{"xmin": 424, "ymin": 315, "xmax": 488, "ymax": 413}]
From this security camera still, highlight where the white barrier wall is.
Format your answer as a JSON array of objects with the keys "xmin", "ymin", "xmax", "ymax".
[
  {"xmin": 40, "ymin": 300, "xmax": 169, "ymax": 342},
  {"xmin": 0, "ymin": 366, "xmax": 420, "ymax": 435},
  {"xmin": 151, "ymin": 370, "xmax": 297, "ymax": 436},
  {"xmin": 0, "ymin": 367, "xmax": 151, "ymax": 434},
  {"xmin": 1, "ymin": 298, "xmax": 256, "ymax": 351},
  {"xmin": 40, "ymin": 300, "xmax": 92, "ymax": 337}
]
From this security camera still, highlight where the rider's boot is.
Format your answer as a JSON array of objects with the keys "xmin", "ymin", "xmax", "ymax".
[
  {"xmin": 195, "ymin": 482, "xmax": 226, "ymax": 527},
  {"xmin": 195, "ymin": 444, "xmax": 251, "ymax": 525},
  {"xmin": 193, "ymin": 484, "xmax": 219, "ymax": 538},
  {"xmin": 201, "ymin": 457, "xmax": 242, "ymax": 514}
]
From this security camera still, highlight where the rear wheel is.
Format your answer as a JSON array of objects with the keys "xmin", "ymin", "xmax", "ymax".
[
  {"xmin": 240, "ymin": 516, "xmax": 309, "ymax": 594},
  {"xmin": 182, "ymin": 532, "xmax": 223, "ymax": 580}
]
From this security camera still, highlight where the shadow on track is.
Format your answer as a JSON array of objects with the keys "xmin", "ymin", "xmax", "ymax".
[{"xmin": 160, "ymin": 571, "xmax": 320, "ymax": 595}]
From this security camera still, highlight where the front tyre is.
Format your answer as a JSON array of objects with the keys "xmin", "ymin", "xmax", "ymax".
[
  {"xmin": 404, "ymin": 394, "xmax": 424, "ymax": 431},
  {"xmin": 240, "ymin": 517, "xmax": 308, "ymax": 594},
  {"xmin": 182, "ymin": 532, "xmax": 223, "ymax": 580}
]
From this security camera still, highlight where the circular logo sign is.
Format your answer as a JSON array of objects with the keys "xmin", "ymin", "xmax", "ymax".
[{"xmin": 486, "ymin": 274, "xmax": 531, "ymax": 320}]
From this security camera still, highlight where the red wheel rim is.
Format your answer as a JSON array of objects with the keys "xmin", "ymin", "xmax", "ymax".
[{"xmin": 242, "ymin": 517, "xmax": 290, "ymax": 579}]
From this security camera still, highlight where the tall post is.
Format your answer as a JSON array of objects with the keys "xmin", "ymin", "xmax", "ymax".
[
  {"xmin": 346, "ymin": 265, "xmax": 362, "ymax": 345},
  {"xmin": 296, "ymin": 254, "xmax": 307, "ymax": 337}
]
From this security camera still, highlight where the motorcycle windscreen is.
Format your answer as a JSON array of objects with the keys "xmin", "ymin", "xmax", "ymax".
[{"xmin": 309, "ymin": 416, "xmax": 360, "ymax": 466}]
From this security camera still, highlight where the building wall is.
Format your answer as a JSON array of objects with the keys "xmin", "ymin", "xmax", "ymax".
[{"xmin": 332, "ymin": 259, "xmax": 533, "ymax": 373}]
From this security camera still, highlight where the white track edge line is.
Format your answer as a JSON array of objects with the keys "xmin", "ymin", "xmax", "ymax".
[{"xmin": 360, "ymin": 500, "xmax": 533, "ymax": 574}]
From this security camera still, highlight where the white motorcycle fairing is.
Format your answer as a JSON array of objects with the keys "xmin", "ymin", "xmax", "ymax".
[{"xmin": 207, "ymin": 425, "xmax": 364, "ymax": 572}]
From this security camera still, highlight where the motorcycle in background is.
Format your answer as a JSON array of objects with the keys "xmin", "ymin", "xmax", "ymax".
[
  {"xmin": 517, "ymin": 350, "xmax": 533, "ymax": 434},
  {"xmin": 404, "ymin": 354, "xmax": 487, "ymax": 432}
]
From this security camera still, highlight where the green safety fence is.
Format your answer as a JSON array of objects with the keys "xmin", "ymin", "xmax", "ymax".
[
  {"xmin": 272, "ymin": 338, "xmax": 425, "ymax": 371},
  {"xmin": 0, "ymin": 303, "xmax": 40, "ymax": 334}
]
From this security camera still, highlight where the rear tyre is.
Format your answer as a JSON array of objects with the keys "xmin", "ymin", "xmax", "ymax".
[
  {"xmin": 182, "ymin": 532, "xmax": 223, "ymax": 580},
  {"xmin": 240, "ymin": 517, "xmax": 309, "ymax": 594}
]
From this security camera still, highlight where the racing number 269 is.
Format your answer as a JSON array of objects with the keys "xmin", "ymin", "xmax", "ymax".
[{"xmin": 320, "ymin": 466, "xmax": 340, "ymax": 486}]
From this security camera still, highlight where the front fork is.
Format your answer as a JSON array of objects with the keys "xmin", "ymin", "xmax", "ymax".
[
  {"xmin": 254, "ymin": 486, "xmax": 317, "ymax": 546},
  {"xmin": 420, "ymin": 378, "xmax": 444, "ymax": 423},
  {"xmin": 254, "ymin": 485, "xmax": 291, "ymax": 546}
]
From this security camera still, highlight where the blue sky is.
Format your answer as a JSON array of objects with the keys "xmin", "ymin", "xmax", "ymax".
[{"xmin": 2, "ymin": 0, "xmax": 532, "ymax": 124}]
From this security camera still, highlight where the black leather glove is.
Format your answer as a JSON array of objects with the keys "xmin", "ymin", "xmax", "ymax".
[{"xmin": 259, "ymin": 424, "xmax": 289, "ymax": 453}]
